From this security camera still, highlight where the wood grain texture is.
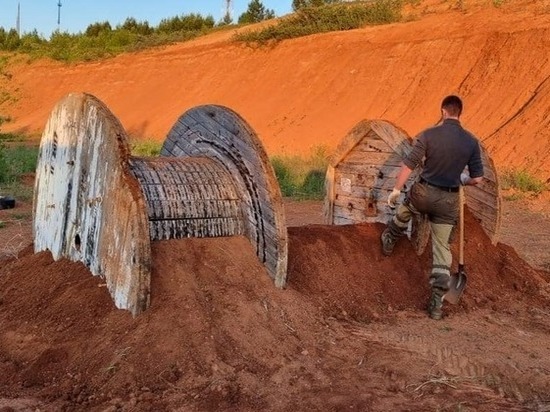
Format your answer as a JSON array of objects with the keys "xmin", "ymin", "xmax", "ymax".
[
  {"xmin": 162, "ymin": 105, "xmax": 288, "ymax": 287},
  {"xmin": 130, "ymin": 157, "xmax": 245, "ymax": 240},
  {"xmin": 34, "ymin": 93, "xmax": 151, "ymax": 316},
  {"xmin": 325, "ymin": 120, "xmax": 418, "ymax": 227}
]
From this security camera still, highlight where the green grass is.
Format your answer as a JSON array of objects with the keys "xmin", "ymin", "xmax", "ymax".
[
  {"xmin": 0, "ymin": 144, "xmax": 38, "ymax": 184},
  {"xmin": 500, "ymin": 169, "xmax": 547, "ymax": 194},
  {"xmin": 129, "ymin": 139, "xmax": 163, "ymax": 157},
  {"xmin": 0, "ymin": 143, "xmax": 39, "ymax": 202},
  {"xmin": 270, "ymin": 146, "xmax": 329, "ymax": 200},
  {"xmin": 234, "ymin": 0, "xmax": 403, "ymax": 44},
  {"xmin": 0, "ymin": 131, "xmax": 23, "ymax": 142}
]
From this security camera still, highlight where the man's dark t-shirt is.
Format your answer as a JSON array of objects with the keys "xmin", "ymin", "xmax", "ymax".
[{"xmin": 403, "ymin": 119, "xmax": 483, "ymax": 188}]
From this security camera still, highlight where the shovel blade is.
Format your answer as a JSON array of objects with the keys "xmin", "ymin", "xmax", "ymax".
[{"xmin": 444, "ymin": 270, "xmax": 467, "ymax": 305}]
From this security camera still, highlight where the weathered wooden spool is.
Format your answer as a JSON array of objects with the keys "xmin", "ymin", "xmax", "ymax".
[
  {"xmin": 324, "ymin": 120, "xmax": 419, "ymax": 226},
  {"xmin": 324, "ymin": 119, "xmax": 501, "ymax": 250},
  {"xmin": 34, "ymin": 93, "xmax": 287, "ymax": 316},
  {"xmin": 34, "ymin": 93, "xmax": 151, "ymax": 315},
  {"xmin": 159, "ymin": 105, "xmax": 288, "ymax": 288}
]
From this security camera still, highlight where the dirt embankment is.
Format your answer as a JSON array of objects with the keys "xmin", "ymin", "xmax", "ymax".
[
  {"xmin": 0, "ymin": 208, "xmax": 549, "ymax": 411},
  {"xmin": 1, "ymin": 0, "xmax": 550, "ymax": 180}
]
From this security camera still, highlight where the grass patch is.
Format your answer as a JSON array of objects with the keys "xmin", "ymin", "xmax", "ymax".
[
  {"xmin": 503, "ymin": 192, "xmax": 524, "ymax": 202},
  {"xmin": 271, "ymin": 146, "xmax": 329, "ymax": 200},
  {"xmin": 0, "ymin": 143, "xmax": 38, "ymax": 202},
  {"xmin": 500, "ymin": 169, "xmax": 547, "ymax": 194},
  {"xmin": 235, "ymin": 0, "xmax": 403, "ymax": 44},
  {"xmin": 0, "ymin": 144, "xmax": 38, "ymax": 184},
  {"xmin": 0, "ymin": 131, "xmax": 24, "ymax": 142},
  {"xmin": 0, "ymin": 182, "xmax": 34, "ymax": 202},
  {"xmin": 130, "ymin": 139, "xmax": 163, "ymax": 157}
]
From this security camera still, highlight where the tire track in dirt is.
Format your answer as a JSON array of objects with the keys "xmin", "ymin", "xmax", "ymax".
[{"xmin": 344, "ymin": 310, "xmax": 550, "ymax": 407}]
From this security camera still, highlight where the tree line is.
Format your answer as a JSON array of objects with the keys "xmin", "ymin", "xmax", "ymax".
[{"xmin": 0, "ymin": 1, "xmax": 360, "ymax": 59}]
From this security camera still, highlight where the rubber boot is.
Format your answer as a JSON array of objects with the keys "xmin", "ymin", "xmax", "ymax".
[
  {"xmin": 380, "ymin": 220, "xmax": 404, "ymax": 256},
  {"xmin": 428, "ymin": 287, "xmax": 445, "ymax": 320}
]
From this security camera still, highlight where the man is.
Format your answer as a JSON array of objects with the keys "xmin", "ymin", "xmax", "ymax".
[{"xmin": 381, "ymin": 95, "xmax": 483, "ymax": 320}]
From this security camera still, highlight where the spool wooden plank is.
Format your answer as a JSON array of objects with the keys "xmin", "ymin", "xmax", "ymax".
[
  {"xmin": 323, "ymin": 165, "xmax": 336, "ymax": 224},
  {"xmin": 130, "ymin": 157, "xmax": 245, "ymax": 241},
  {"xmin": 34, "ymin": 93, "xmax": 151, "ymax": 316}
]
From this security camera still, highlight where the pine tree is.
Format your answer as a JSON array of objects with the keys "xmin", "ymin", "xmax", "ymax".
[{"xmin": 238, "ymin": 0, "xmax": 275, "ymax": 24}]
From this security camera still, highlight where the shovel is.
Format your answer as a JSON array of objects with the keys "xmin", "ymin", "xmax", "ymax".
[{"xmin": 444, "ymin": 185, "xmax": 467, "ymax": 304}]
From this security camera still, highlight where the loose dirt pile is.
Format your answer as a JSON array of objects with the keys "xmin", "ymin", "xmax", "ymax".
[{"xmin": 1, "ymin": 210, "xmax": 549, "ymax": 411}]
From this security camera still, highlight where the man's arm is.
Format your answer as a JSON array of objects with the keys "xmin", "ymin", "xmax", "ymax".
[
  {"xmin": 460, "ymin": 174, "xmax": 483, "ymax": 186},
  {"xmin": 387, "ymin": 163, "xmax": 414, "ymax": 207},
  {"xmin": 394, "ymin": 163, "xmax": 414, "ymax": 191}
]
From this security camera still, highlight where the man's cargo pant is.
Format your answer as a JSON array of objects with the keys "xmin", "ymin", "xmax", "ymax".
[{"xmin": 390, "ymin": 181, "xmax": 459, "ymax": 291}]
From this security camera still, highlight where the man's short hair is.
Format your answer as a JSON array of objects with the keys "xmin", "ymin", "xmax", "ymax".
[{"xmin": 441, "ymin": 95, "xmax": 463, "ymax": 117}]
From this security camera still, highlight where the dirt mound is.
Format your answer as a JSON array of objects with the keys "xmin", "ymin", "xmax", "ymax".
[
  {"xmin": 0, "ymin": 214, "xmax": 548, "ymax": 411},
  {"xmin": 2, "ymin": 1, "xmax": 550, "ymax": 180},
  {"xmin": 289, "ymin": 209, "xmax": 549, "ymax": 320}
]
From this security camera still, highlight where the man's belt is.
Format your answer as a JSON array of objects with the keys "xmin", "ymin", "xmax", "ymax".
[{"xmin": 419, "ymin": 177, "xmax": 459, "ymax": 193}]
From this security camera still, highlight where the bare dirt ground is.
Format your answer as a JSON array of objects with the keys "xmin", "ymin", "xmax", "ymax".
[{"xmin": 0, "ymin": 193, "xmax": 549, "ymax": 412}]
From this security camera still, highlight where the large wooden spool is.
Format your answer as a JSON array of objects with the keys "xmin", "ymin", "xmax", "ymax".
[
  {"xmin": 160, "ymin": 105, "xmax": 287, "ymax": 288},
  {"xmin": 34, "ymin": 94, "xmax": 287, "ymax": 315},
  {"xmin": 324, "ymin": 119, "xmax": 501, "ymax": 247}
]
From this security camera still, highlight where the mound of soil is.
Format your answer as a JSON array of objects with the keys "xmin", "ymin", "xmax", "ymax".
[
  {"xmin": 288, "ymin": 210, "xmax": 549, "ymax": 320},
  {"xmin": 0, "ymin": 212, "xmax": 549, "ymax": 411}
]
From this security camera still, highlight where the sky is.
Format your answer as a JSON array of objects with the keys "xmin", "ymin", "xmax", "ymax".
[{"xmin": 0, "ymin": 1, "xmax": 293, "ymax": 37}]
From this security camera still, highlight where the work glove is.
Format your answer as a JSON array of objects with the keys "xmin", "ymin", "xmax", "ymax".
[
  {"xmin": 387, "ymin": 188, "xmax": 401, "ymax": 208},
  {"xmin": 460, "ymin": 172, "xmax": 470, "ymax": 186}
]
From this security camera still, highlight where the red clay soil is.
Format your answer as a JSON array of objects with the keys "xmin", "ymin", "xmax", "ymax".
[
  {"xmin": 0, "ymin": 210, "xmax": 549, "ymax": 411},
  {"xmin": 1, "ymin": 0, "xmax": 550, "ymax": 180}
]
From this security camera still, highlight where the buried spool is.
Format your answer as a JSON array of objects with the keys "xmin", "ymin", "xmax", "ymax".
[
  {"xmin": 33, "ymin": 93, "xmax": 287, "ymax": 316},
  {"xmin": 324, "ymin": 119, "xmax": 502, "ymax": 252}
]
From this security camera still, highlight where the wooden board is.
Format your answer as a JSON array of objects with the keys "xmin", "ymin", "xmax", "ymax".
[
  {"xmin": 34, "ymin": 93, "xmax": 151, "ymax": 316},
  {"xmin": 465, "ymin": 144, "xmax": 501, "ymax": 244}
]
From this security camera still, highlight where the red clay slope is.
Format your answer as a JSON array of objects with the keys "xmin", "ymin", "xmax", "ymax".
[{"xmin": 1, "ymin": 0, "xmax": 550, "ymax": 179}]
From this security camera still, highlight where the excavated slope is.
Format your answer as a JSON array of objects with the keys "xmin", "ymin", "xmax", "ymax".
[{"xmin": 1, "ymin": 0, "xmax": 550, "ymax": 179}]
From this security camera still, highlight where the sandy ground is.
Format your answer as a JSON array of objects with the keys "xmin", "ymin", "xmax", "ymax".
[{"xmin": 0, "ymin": 195, "xmax": 549, "ymax": 411}]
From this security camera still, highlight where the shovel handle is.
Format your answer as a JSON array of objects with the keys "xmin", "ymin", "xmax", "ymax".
[{"xmin": 459, "ymin": 185, "xmax": 465, "ymax": 266}]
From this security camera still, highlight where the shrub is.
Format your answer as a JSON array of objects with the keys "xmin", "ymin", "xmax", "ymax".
[
  {"xmin": 235, "ymin": 0, "xmax": 403, "ymax": 43},
  {"xmin": 500, "ymin": 169, "xmax": 546, "ymax": 194},
  {"xmin": 271, "ymin": 146, "xmax": 329, "ymax": 200},
  {"xmin": 0, "ymin": 12, "xmax": 219, "ymax": 62}
]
